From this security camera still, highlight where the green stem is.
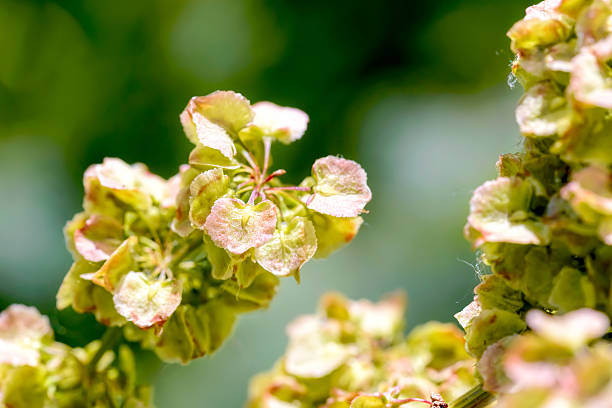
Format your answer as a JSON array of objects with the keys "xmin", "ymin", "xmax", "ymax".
[
  {"xmin": 88, "ymin": 326, "xmax": 122, "ymax": 373},
  {"xmin": 449, "ymin": 385, "xmax": 495, "ymax": 408}
]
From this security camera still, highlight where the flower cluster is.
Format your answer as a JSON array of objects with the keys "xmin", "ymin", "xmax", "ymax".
[
  {"xmin": 460, "ymin": 0, "xmax": 612, "ymax": 359},
  {"xmin": 247, "ymin": 293, "xmax": 478, "ymax": 408},
  {"xmin": 57, "ymin": 91, "xmax": 371, "ymax": 363},
  {"xmin": 0, "ymin": 305, "xmax": 151, "ymax": 408},
  {"xmin": 479, "ymin": 309, "xmax": 612, "ymax": 407}
]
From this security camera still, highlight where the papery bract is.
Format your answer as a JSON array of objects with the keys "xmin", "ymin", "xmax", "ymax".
[
  {"xmin": 204, "ymin": 198, "xmax": 277, "ymax": 254},
  {"xmin": 307, "ymin": 156, "xmax": 372, "ymax": 218}
]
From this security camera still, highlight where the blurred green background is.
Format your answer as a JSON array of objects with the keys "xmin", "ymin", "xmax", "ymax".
[{"xmin": 0, "ymin": 0, "xmax": 533, "ymax": 406}]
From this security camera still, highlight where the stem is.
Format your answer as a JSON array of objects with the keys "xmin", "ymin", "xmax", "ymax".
[
  {"xmin": 263, "ymin": 169, "xmax": 286, "ymax": 184},
  {"xmin": 242, "ymin": 150, "xmax": 261, "ymax": 180},
  {"xmin": 390, "ymin": 397, "xmax": 432, "ymax": 406},
  {"xmin": 266, "ymin": 186, "xmax": 311, "ymax": 192},
  {"xmin": 263, "ymin": 137, "xmax": 272, "ymax": 176},
  {"xmin": 448, "ymin": 385, "xmax": 495, "ymax": 408},
  {"xmin": 248, "ymin": 187, "xmax": 259, "ymax": 205},
  {"xmin": 88, "ymin": 326, "xmax": 122, "ymax": 374}
]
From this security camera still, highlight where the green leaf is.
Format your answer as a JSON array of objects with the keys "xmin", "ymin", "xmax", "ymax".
[
  {"xmin": 465, "ymin": 308, "xmax": 527, "ymax": 357},
  {"xmin": 222, "ymin": 269, "xmax": 279, "ymax": 307},
  {"xmin": 548, "ymin": 267, "xmax": 596, "ymax": 312},
  {"xmin": 475, "ymin": 275, "xmax": 524, "ymax": 313},
  {"xmin": 405, "ymin": 322, "xmax": 471, "ymax": 371},
  {"xmin": 203, "ymin": 234, "xmax": 234, "ymax": 280},
  {"xmin": 59, "ymin": 262, "xmax": 127, "ymax": 327},
  {"xmin": 255, "ymin": 217, "xmax": 317, "ymax": 277},
  {"xmin": 1, "ymin": 365, "xmax": 47, "ymax": 408},
  {"xmin": 171, "ymin": 166, "xmax": 200, "ymax": 237},
  {"xmin": 310, "ymin": 213, "xmax": 363, "ymax": 258},
  {"xmin": 189, "ymin": 168, "xmax": 230, "ymax": 229},
  {"xmin": 189, "ymin": 144, "xmax": 240, "ymax": 170},
  {"xmin": 90, "ymin": 236, "xmax": 137, "ymax": 291},
  {"xmin": 349, "ymin": 396, "xmax": 385, "ymax": 408}
]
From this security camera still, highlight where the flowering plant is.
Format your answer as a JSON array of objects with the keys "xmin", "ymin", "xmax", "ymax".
[{"xmin": 0, "ymin": 91, "xmax": 371, "ymax": 406}]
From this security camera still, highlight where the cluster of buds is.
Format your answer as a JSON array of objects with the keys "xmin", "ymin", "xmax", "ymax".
[
  {"xmin": 0, "ymin": 305, "xmax": 151, "ymax": 408},
  {"xmin": 247, "ymin": 293, "xmax": 478, "ymax": 408},
  {"xmin": 460, "ymin": 0, "xmax": 612, "ymax": 359},
  {"xmin": 479, "ymin": 309, "xmax": 612, "ymax": 407},
  {"xmin": 57, "ymin": 91, "xmax": 371, "ymax": 363}
]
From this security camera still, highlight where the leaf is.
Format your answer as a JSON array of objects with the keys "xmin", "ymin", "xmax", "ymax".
[
  {"xmin": 152, "ymin": 305, "xmax": 194, "ymax": 363},
  {"xmin": 180, "ymin": 91, "xmax": 254, "ymax": 144},
  {"xmin": 255, "ymin": 217, "xmax": 317, "ymax": 277},
  {"xmin": 306, "ymin": 156, "xmax": 372, "ymax": 218},
  {"xmin": 465, "ymin": 308, "xmax": 527, "ymax": 357},
  {"xmin": 90, "ymin": 236, "xmax": 137, "ymax": 291},
  {"xmin": 350, "ymin": 396, "xmax": 385, "ymax": 408},
  {"xmin": 475, "ymin": 275, "xmax": 524, "ymax": 313},
  {"xmin": 74, "ymin": 214, "xmax": 124, "ymax": 262},
  {"xmin": 113, "ymin": 271, "xmax": 182, "ymax": 329},
  {"xmin": 203, "ymin": 234, "xmax": 234, "ymax": 280},
  {"xmin": 548, "ymin": 267, "xmax": 596, "ymax": 313},
  {"xmin": 204, "ymin": 198, "xmax": 277, "ymax": 255},
  {"xmin": 496, "ymin": 154, "xmax": 524, "ymax": 178},
  {"xmin": 189, "ymin": 168, "xmax": 230, "ymax": 229},
  {"xmin": 0, "ymin": 305, "xmax": 52, "ymax": 367},
  {"xmin": 171, "ymin": 166, "xmax": 200, "ymax": 237},
  {"xmin": 221, "ymin": 269, "xmax": 279, "ymax": 307},
  {"xmin": 57, "ymin": 262, "xmax": 127, "ymax": 327},
  {"xmin": 466, "ymin": 177, "xmax": 550, "ymax": 247},
  {"xmin": 405, "ymin": 322, "xmax": 471, "ymax": 371},
  {"xmin": 1, "ymin": 366, "xmax": 47, "ymax": 408},
  {"xmin": 310, "ymin": 213, "xmax": 363, "ymax": 258},
  {"xmin": 243, "ymin": 101, "xmax": 309, "ymax": 144},
  {"xmin": 188, "ymin": 144, "xmax": 240, "ymax": 170}
]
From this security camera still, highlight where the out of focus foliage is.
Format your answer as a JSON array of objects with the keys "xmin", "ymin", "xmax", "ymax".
[
  {"xmin": 0, "ymin": 305, "xmax": 152, "ymax": 408},
  {"xmin": 247, "ymin": 292, "xmax": 477, "ymax": 408}
]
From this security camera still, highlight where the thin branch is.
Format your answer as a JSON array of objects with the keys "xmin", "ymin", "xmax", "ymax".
[
  {"xmin": 265, "ymin": 186, "xmax": 311, "ymax": 192},
  {"xmin": 262, "ymin": 137, "xmax": 272, "ymax": 177},
  {"xmin": 242, "ymin": 150, "xmax": 261, "ymax": 180},
  {"xmin": 263, "ymin": 169, "xmax": 286, "ymax": 184}
]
